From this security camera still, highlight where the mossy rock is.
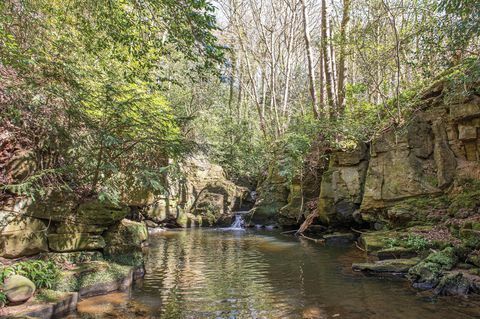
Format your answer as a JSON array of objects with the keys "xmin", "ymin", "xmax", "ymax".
[
  {"xmin": 3, "ymin": 275, "xmax": 36, "ymax": 303},
  {"xmin": 48, "ymin": 233, "xmax": 106, "ymax": 252},
  {"xmin": 104, "ymin": 219, "xmax": 147, "ymax": 265},
  {"xmin": 359, "ymin": 231, "xmax": 399, "ymax": 253},
  {"xmin": 408, "ymin": 261, "xmax": 443, "ymax": 290},
  {"xmin": 434, "ymin": 272, "xmax": 470, "ymax": 296},
  {"xmin": 0, "ymin": 213, "xmax": 48, "ymax": 259},
  {"xmin": 408, "ymin": 247, "xmax": 458, "ymax": 290},
  {"xmin": 352, "ymin": 258, "xmax": 419, "ymax": 274},
  {"xmin": 424, "ymin": 247, "xmax": 458, "ymax": 270}
]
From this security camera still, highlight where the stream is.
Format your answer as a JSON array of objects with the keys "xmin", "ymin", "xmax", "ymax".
[{"xmin": 69, "ymin": 228, "xmax": 480, "ymax": 318}]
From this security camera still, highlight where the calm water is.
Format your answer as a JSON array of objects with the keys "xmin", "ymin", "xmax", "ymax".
[{"xmin": 73, "ymin": 228, "xmax": 480, "ymax": 318}]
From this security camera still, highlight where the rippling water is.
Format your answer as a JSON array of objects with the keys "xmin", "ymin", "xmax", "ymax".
[{"xmin": 72, "ymin": 229, "xmax": 480, "ymax": 318}]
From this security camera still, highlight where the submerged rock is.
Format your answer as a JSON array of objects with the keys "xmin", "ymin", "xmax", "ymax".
[
  {"xmin": 3, "ymin": 275, "xmax": 36, "ymax": 303},
  {"xmin": 352, "ymin": 258, "xmax": 419, "ymax": 275},
  {"xmin": 323, "ymin": 232, "xmax": 357, "ymax": 245}
]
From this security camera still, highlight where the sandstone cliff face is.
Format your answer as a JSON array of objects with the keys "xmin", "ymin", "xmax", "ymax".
[
  {"xmin": 0, "ymin": 153, "xmax": 246, "ymax": 259},
  {"xmin": 143, "ymin": 154, "xmax": 248, "ymax": 227},
  {"xmin": 318, "ymin": 74, "xmax": 480, "ymax": 228}
]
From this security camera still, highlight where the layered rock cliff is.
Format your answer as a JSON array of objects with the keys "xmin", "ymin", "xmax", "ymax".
[{"xmin": 0, "ymin": 153, "xmax": 247, "ymax": 260}]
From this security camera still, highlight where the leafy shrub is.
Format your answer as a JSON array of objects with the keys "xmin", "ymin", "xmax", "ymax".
[
  {"xmin": 0, "ymin": 260, "xmax": 59, "ymax": 289},
  {"xmin": 0, "ymin": 291, "xmax": 6, "ymax": 307},
  {"xmin": 385, "ymin": 234, "xmax": 431, "ymax": 252}
]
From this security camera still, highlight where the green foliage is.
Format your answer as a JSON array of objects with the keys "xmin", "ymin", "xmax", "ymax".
[
  {"xmin": 0, "ymin": 260, "xmax": 59, "ymax": 289},
  {"xmin": 385, "ymin": 234, "xmax": 431, "ymax": 252},
  {"xmin": 0, "ymin": 0, "xmax": 223, "ymax": 201},
  {"xmin": 0, "ymin": 291, "xmax": 6, "ymax": 307},
  {"xmin": 425, "ymin": 247, "xmax": 458, "ymax": 270}
]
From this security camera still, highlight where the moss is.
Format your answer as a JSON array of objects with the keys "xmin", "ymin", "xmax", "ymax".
[
  {"xmin": 106, "ymin": 252, "xmax": 145, "ymax": 267},
  {"xmin": 35, "ymin": 289, "xmax": 66, "ymax": 303},
  {"xmin": 408, "ymin": 261, "xmax": 443, "ymax": 288},
  {"xmin": 448, "ymin": 179, "xmax": 480, "ymax": 215},
  {"xmin": 54, "ymin": 271, "xmax": 79, "ymax": 292},
  {"xmin": 78, "ymin": 262, "xmax": 130, "ymax": 289},
  {"xmin": 424, "ymin": 247, "xmax": 458, "ymax": 270},
  {"xmin": 384, "ymin": 234, "xmax": 432, "ymax": 253}
]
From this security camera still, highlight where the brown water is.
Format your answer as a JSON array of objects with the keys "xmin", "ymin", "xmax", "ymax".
[{"xmin": 72, "ymin": 228, "xmax": 480, "ymax": 318}]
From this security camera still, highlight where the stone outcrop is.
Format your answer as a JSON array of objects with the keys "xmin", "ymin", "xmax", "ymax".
[
  {"xmin": 316, "ymin": 69, "xmax": 480, "ymax": 228},
  {"xmin": 0, "ymin": 152, "xmax": 247, "ymax": 259},
  {"xmin": 249, "ymin": 160, "xmax": 289, "ymax": 225},
  {"xmin": 317, "ymin": 142, "xmax": 369, "ymax": 225},
  {"xmin": 0, "ymin": 212, "xmax": 48, "ymax": 258},
  {"xmin": 144, "ymin": 154, "xmax": 248, "ymax": 227}
]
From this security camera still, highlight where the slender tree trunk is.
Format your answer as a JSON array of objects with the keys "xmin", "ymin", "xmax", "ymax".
[
  {"xmin": 337, "ymin": 0, "xmax": 351, "ymax": 116},
  {"xmin": 321, "ymin": 0, "xmax": 335, "ymax": 119},
  {"xmin": 282, "ymin": 4, "xmax": 297, "ymax": 117},
  {"xmin": 300, "ymin": 0, "xmax": 319, "ymax": 119}
]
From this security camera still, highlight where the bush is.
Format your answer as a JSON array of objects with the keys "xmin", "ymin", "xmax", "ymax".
[
  {"xmin": 0, "ymin": 260, "xmax": 59, "ymax": 289},
  {"xmin": 385, "ymin": 234, "xmax": 431, "ymax": 252}
]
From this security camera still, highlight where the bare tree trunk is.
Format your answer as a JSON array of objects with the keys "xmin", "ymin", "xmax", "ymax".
[
  {"xmin": 337, "ymin": 0, "xmax": 350, "ymax": 116},
  {"xmin": 300, "ymin": 0, "xmax": 320, "ymax": 119},
  {"xmin": 321, "ymin": 0, "xmax": 335, "ymax": 119},
  {"xmin": 282, "ymin": 2, "xmax": 297, "ymax": 117}
]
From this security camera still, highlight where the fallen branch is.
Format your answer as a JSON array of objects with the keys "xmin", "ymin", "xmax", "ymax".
[
  {"xmin": 355, "ymin": 241, "xmax": 366, "ymax": 252},
  {"xmin": 299, "ymin": 233, "xmax": 325, "ymax": 244},
  {"xmin": 281, "ymin": 229, "xmax": 298, "ymax": 234},
  {"xmin": 350, "ymin": 227, "xmax": 367, "ymax": 235},
  {"xmin": 295, "ymin": 211, "xmax": 318, "ymax": 235}
]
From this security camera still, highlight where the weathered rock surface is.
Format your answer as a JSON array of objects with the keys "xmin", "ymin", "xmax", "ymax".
[
  {"xmin": 48, "ymin": 233, "xmax": 106, "ymax": 252},
  {"xmin": 314, "ymin": 65, "xmax": 480, "ymax": 228},
  {"xmin": 0, "ymin": 212, "xmax": 48, "ymax": 258},
  {"xmin": 318, "ymin": 143, "xmax": 369, "ymax": 225},
  {"xmin": 250, "ymin": 160, "xmax": 289, "ymax": 225},
  {"xmin": 3, "ymin": 275, "xmax": 36, "ymax": 303},
  {"xmin": 102, "ymin": 219, "xmax": 148, "ymax": 267}
]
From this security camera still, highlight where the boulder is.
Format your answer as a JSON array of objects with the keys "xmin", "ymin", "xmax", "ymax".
[
  {"xmin": 0, "ymin": 213, "xmax": 48, "ymax": 258},
  {"xmin": 408, "ymin": 261, "xmax": 443, "ymax": 290},
  {"xmin": 48, "ymin": 233, "xmax": 106, "ymax": 252},
  {"xmin": 3, "ymin": 275, "xmax": 36, "ymax": 303},
  {"xmin": 434, "ymin": 272, "xmax": 470, "ymax": 296}
]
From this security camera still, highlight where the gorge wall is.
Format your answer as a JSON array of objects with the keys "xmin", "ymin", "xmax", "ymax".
[
  {"xmin": 0, "ymin": 154, "xmax": 247, "ymax": 260},
  {"xmin": 252, "ymin": 62, "xmax": 480, "ymax": 229}
]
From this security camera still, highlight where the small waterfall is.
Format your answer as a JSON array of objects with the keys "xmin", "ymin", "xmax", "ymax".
[{"xmin": 227, "ymin": 211, "xmax": 248, "ymax": 230}]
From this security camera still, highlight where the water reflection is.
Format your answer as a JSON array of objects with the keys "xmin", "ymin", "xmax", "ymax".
[{"xmin": 72, "ymin": 229, "xmax": 480, "ymax": 318}]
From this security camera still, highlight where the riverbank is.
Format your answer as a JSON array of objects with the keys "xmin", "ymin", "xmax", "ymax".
[{"xmin": 1, "ymin": 260, "xmax": 144, "ymax": 318}]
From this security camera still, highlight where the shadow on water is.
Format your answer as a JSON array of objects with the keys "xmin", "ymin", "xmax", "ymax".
[{"xmin": 69, "ymin": 228, "xmax": 480, "ymax": 319}]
